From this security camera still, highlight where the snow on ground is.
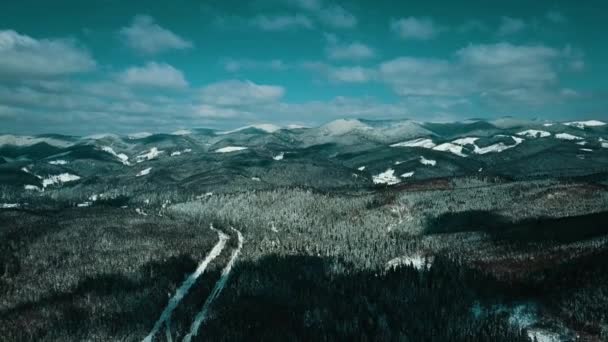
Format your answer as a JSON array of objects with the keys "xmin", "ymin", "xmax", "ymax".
[
  {"xmin": 184, "ymin": 228, "xmax": 244, "ymax": 342},
  {"xmin": 77, "ymin": 202, "xmax": 92, "ymax": 207},
  {"xmin": 1, "ymin": 203, "xmax": 19, "ymax": 209},
  {"xmin": 576, "ymin": 141, "xmax": 587, "ymax": 146},
  {"xmin": 48, "ymin": 160, "xmax": 68, "ymax": 165},
  {"xmin": 473, "ymin": 136, "xmax": 524, "ymax": 155},
  {"xmin": 135, "ymin": 208, "xmax": 147, "ymax": 216},
  {"xmin": 171, "ymin": 129, "xmax": 192, "ymax": 135},
  {"xmin": 219, "ymin": 123, "xmax": 282, "ymax": 134},
  {"xmin": 251, "ymin": 177, "xmax": 261, "ymax": 182},
  {"xmin": 357, "ymin": 166, "xmax": 366, "ymax": 171},
  {"xmin": 136, "ymin": 168, "xmax": 152, "ymax": 177},
  {"xmin": 599, "ymin": 138, "xmax": 608, "ymax": 148},
  {"xmin": 214, "ymin": 146, "xmax": 248, "ymax": 153},
  {"xmin": 170, "ymin": 148, "xmax": 192, "ymax": 157},
  {"xmin": 452, "ymin": 137, "xmax": 479, "ymax": 146},
  {"xmin": 580, "ymin": 148, "xmax": 593, "ymax": 152},
  {"xmin": 135, "ymin": 147, "xmax": 163, "ymax": 162},
  {"xmin": 543, "ymin": 123, "xmax": 554, "ymax": 127},
  {"xmin": 419, "ymin": 156, "xmax": 436, "ymax": 166},
  {"xmin": 555, "ymin": 133, "xmax": 583, "ymax": 141},
  {"xmin": 372, "ymin": 169, "xmax": 401, "ymax": 185},
  {"xmin": 564, "ymin": 120, "xmax": 606, "ymax": 129},
  {"xmin": 273, "ymin": 152, "xmax": 284, "ymax": 161},
  {"xmin": 391, "ymin": 138, "xmax": 436, "ymax": 148},
  {"xmin": 401, "ymin": 171, "xmax": 415, "ymax": 178},
  {"xmin": 144, "ymin": 226, "xmax": 229, "ymax": 342},
  {"xmin": 433, "ymin": 143, "xmax": 467, "ymax": 157},
  {"xmin": 101, "ymin": 146, "xmax": 130, "ymax": 165},
  {"xmin": 21, "ymin": 167, "xmax": 42, "ymax": 179},
  {"xmin": 41, "ymin": 173, "xmax": 80, "ymax": 188},
  {"xmin": 517, "ymin": 130, "xmax": 551, "ymax": 138},
  {"xmin": 386, "ymin": 255, "xmax": 433, "ymax": 271},
  {"xmin": 24, "ymin": 185, "xmax": 42, "ymax": 191}
]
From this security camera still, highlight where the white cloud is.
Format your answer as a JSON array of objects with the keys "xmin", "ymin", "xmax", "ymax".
[
  {"xmin": 119, "ymin": 62, "xmax": 188, "ymax": 88},
  {"xmin": 317, "ymin": 5, "xmax": 357, "ymax": 28},
  {"xmin": 328, "ymin": 66, "xmax": 375, "ymax": 83},
  {"xmin": 390, "ymin": 17, "xmax": 440, "ymax": 40},
  {"xmin": 0, "ymin": 30, "xmax": 96, "ymax": 78},
  {"xmin": 120, "ymin": 15, "xmax": 193, "ymax": 54},
  {"xmin": 497, "ymin": 16, "xmax": 526, "ymax": 35},
  {"xmin": 223, "ymin": 58, "xmax": 287, "ymax": 72},
  {"xmin": 251, "ymin": 14, "xmax": 313, "ymax": 31},
  {"xmin": 546, "ymin": 11, "xmax": 566, "ymax": 23},
  {"xmin": 200, "ymin": 80, "xmax": 285, "ymax": 106},
  {"xmin": 326, "ymin": 41, "xmax": 375, "ymax": 60}
]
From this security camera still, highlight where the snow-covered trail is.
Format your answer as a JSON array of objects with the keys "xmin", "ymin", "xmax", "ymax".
[
  {"xmin": 183, "ymin": 227, "xmax": 244, "ymax": 342},
  {"xmin": 143, "ymin": 226, "xmax": 229, "ymax": 342}
]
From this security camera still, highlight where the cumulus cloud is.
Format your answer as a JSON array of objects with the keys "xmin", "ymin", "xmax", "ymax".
[
  {"xmin": 222, "ymin": 58, "xmax": 287, "ymax": 72},
  {"xmin": 118, "ymin": 62, "xmax": 189, "ymax": 88},
  {"xmin": 390, "ymin": 17, "xmax": 440, "ymax": 40},
  {"xmin": 0, "ymin": 30, "xmax": 96, "ymax": 78},
  {"xmin": 251, "ymin": 14, "xmax": 313, "ymax": 30},
  {"xmin": 497, "ymin": 16, "xmax": 526, "ymax": 35},
  {"xmin": 317, "ymin": 5, "xmax": 357, "ymax": 28},
  {"xmin": 326, "ymin": 41, "xmax": 375, "ymax": 60},
  {"xmin": 120, "ymin": 15, "xmax": 193, "ymax": 54},
  {"xmin": 328, "ymin": 66, "xmax": 375, "ymax": 83},
  {"xmin": 200, "ymin": 80, "xmax": 285, "ymax": 106}
]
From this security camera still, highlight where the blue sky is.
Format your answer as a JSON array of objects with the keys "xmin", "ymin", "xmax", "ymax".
[{"xmin": 1, "ymin": 0, "xmax": 606, "ymax": 134}]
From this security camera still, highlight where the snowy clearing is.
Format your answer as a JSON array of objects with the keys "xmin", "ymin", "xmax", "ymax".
[
  {"xmin": 372, "ymin": 169, "xmax": 401, "ymax": 185},
  {"xmin": 419, "ymin": 156, "xmax": 436, "ymax": 166},
  {"xmin": 452, "ymin": 137, "xmax": 479, "ymax": 146},
  {"xmin": 136, "ymin": 168, "xmax": 152, "ymax": 177},
  {"xmin": 219, "ymin": 123, "xmax": 282, "ymax": 135},
  {"xmin": 517, "ymin": 130, "xmax": 551, "ymax": 138},
  {"xmin": 135, "ymin": 147, "xmax": 163, "ymax": 163},
  {"xmin": 357, "ymin": 166, "xmax": 366, "ymax": 171},
  {"xmin": 41, "ymin": 173, "xmax": 80, "ymax": 188},
  {"xmin": 473, "ymin": 136, "xmax": 524, "ymax": 155},
  {"xmin": 183, "ymin": 228, "xmax": 244, "ymax": 342},
  {"xmin": 144, "ymin": 227, "xmax": 230, "ymax": 342},
  {"xmin": 1, "ymin": 203, "xmax": 20, "ymax": 209},
  {"xmin": 48, "ymin": 160, "xmax": 68, "ymax": 165},
  {"xmin": 391, "ymin": 138, "xmax": 436, "ymax": 149},
  {"xmin": 170, "ymin": 148, "xmax": 192, "ymax": 157},
  {"xmin": 214, "ymin": 146, "xmax": 248, "ymax": 153},
  {"xmin": 564, "ymin": 120, "xmax": 606, "ymax": 129},
  {"xmin": 251, "ymin": 177, "xmax": 261, "ymax": 182},
  {"xmin": 386, "ymin": 255, "xmax": 433, "ymax": 271},
  {"xmin": 433, "ymin": 143, "xmax": 466, "ymax": 157},
  {"xmin": 401, "ymin": 171, "xmax": 415, "ymax": 178},
  {"xmin": 24, "ymin": 185, "xmax": 42, "ymax": 191},
  {"xmin": 101, "ymin": 146, "xmax": 130, "ymax": 165},
  {"xmin": 555, "ymin": 133, "xmax": 583, "ymax": 141},
  {"xmin": 273, "ymin": 152, "xmax": 285, "ymax": 161}
]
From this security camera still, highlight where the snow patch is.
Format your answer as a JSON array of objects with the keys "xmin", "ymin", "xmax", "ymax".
[
  {"xmin": 24, "ymin": 184, "xmax": 42, "ymax": 191},
  {"xmin": 473, "ymin": 136, "xmax": 523, "ymax": 155},
  {"xmin": 41, "ymin": 173, "xmax": 80, "ymax": 188},
  {"xmin": 214, "ymin": 146, "xmax": 248, "ymax": 153},
  {"xmin": 391, "ymin": 138, "xmax": 436, "ymax": 149},
  {"xmin": 400, "ymin": 171, "xmax": 415, "ymax": 178},
  {"xmin": 433, "ymin": 143, "xmax": 466, "ymax": 157},
  {"xmin": 1, "ymin": 203, "xmax": 19, "ymax": 209},
  {"xmin": 128, "ymin": 132, "xmax": 153, "ymax": 139},
  {"xmin": 48, "ymin": 160, "xmax": 68, "ymax": 165},
  {"xmin": 251, "ymin": 177, "xmax": 261, "ymax": 182},
  {"xmin": 101, "ymin": 146, "xmax": 130, "ymax": 165},
  {"xmin": 321, "ymin": 119, "xmax": 370, "ymax": 135},
  {"xmin": 419, "ymin": 156, "xmax": 436, "ymax": 166},
  {"xmin": 373, "ymin": 169, "xmax": 401, "ymax": 185},
  {"xmin": 273, "ymin": 152, "xmax": 284, "ymax": 161},
  {"xmin": 386, "ymin": 255, "xmax": 433, "ymax": 271},
  {"xmin": 580, "ymin": 148, "xmax": 593, "ymax": 152},
  {"xmin": 219, "ymin": 124, "xmax": 281, "ymax": 134},
  {"xmin": 135, "ymin": 147, "xmax": 163, "ymax": 162},
  {"xmin": 452, "ymin": 137, "xmax": 479, "ymax": 146},
  {"xmin": 170, "ymin": 148, "xmax": 192, "ymax": 157},
  {"xmin": 357, "ymin": 166, "xmax": 366, "ymax": 171},
  {"xmin": 517, "ymin": 130, "xmax": 551, "ymax": 138},
  {"xmin": 564, "ymin": 120, "xmax": 606, "ymax": 129},
  {"xmin": 136, "ymin": 168, "xmax": 152, "ymax": 177},
  {"xmin": 555, "ymin": 133, "xmax": 583, "ymax": 141}
]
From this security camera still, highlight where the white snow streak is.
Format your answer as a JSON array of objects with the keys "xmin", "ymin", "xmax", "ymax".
[
  {"xmin": 564, "ymin": 120, "xmax": 606, "ymax": 129},
  {"xmin": 214, "ymin": 146, "xmax": 248, "ymax": 153},
  {"xmin": 372, "ymin": 169, "xmax": 401, "ymax": 185},
  {"xmin": 136, "ymin": 168, "xmax": 152, "ymax": 177},
  {"xmin": 555, "ymin": 133, "xmax": 583, "ymax": 141},
  {"xmin": 143, "ymin": 227, "xmax": 229, "ymax": 342},
  {"xmin": 273, "ymin": 152, "xmax": 284, "ymax": 161},
  {"xmin": 517, "ymin": 130, "xmax": 551, "ymax": 138},
  {"xmin": 183, "ymin": 228, "xmax": 244, "ymax": 342},
  {"xmin": 390, "ymin": 138, "xmax": 436, "ymax": 149},
  {"xmin": 419, "ymin": 156, "xmax": 436, "ymax": 166},
  {"xmin": 101, "ymin": 146, "xmax": 130, "ymax": 165}
]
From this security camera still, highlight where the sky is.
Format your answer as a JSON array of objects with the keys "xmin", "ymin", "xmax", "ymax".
[{"xmin": 1, "ymin": 0, "xmax": 607, "ymax": 134}]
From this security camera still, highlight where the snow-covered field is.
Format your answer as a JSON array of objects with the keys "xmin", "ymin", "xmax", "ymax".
[
  {"xmin": 373, "ymin": 169, "xmax": 400, "ymax": 185},
  {"xmin": 214, "ymin": 146, "xmax": 248, "ymax": 153}
]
